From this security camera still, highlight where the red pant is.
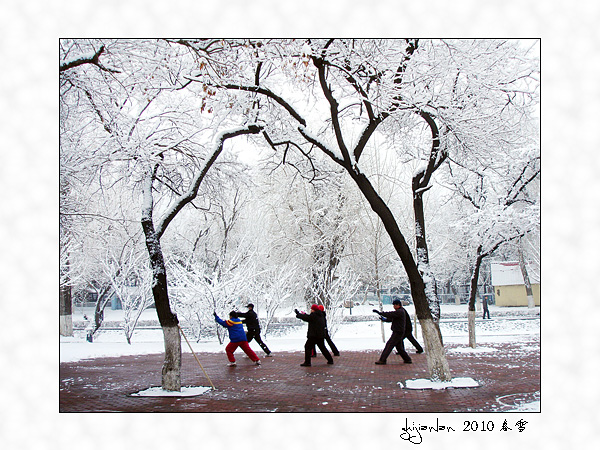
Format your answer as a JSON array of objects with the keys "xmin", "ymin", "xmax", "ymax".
[{"xmin": 225, "ymin": 341, "xmax": 259, "ymax": 362}]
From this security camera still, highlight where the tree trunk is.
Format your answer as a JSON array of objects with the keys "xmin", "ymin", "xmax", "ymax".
[
  {"xmin": 59, "ymin": 253, "xmax": 73, "ymax": 336},
  {"xmin": 420, "ymin": 317, "xmax": 451, "ymax": 382},
  {"xmin": 59, "ymin": 283, "xmax": 73, "ymax": 336},
  {"xmin": 467, "ymin": 248, "xmax": 484, "ymax": 348},
  {"xmin": 376, "ymin": 279, "xmax": 385, "ymax": 343},
  {"xmin": 161, "ymin": 324, "xmax": 182, "ymax": 390},
  {"xmin": 467, "ymin": 310, "xmax": 476, "ymax": 348},
  {"xmin": 413, "ymin": 189, "xmax": 441, "ymax": 323},
  {"xmin": 374, "ymin": 251, "xmax": 385, "ymax": 343},
  {"xmin": 87, "ymin": 284, "xmax": 112, "ymax": 340},
  {"xmin": 410, "ymin": 109, "xmax": 445, "ymax": 325},
  {"xmin": 519, "ymin": 239, "xmax": 535, "ymax": 308},
  {"xmin": 141, "ymin": 217, "xmax": 181, "ymax": 391},
  {"xmin": 414, "ymin": 313, "xmax": 418, "ymax": 337},
  {"xmin": 215, "ymin": 323, "xmax": 223, "ymax": 345},
  {"xmin": 350, "ymin": 170, "xmax": 451, "ymax": 381}
]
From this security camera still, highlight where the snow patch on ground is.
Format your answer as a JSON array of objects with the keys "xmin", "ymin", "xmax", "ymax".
[
  {"xmin": 507, "ymin": 400, "xmax": 540, "ymax": 412},
  {"xmin": 447, "ymin": 346, "xmax": 498, "ymax": 354},
  {"xmin": 130, "ymin": 386, "xmax": 212, "ymax": 397},
  {"xmin": 400, "ymin": 377, "xmax": 480, "ymax": 390}
]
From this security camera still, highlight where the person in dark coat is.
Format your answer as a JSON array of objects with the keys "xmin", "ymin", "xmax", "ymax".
[
  {"xmin": 295, "ymin": 304, "xmax": 334, "ymax": 366},
  {"xmin": 311, "ymin": 304, "xmax": 340, "ymax": 357},
  {"xmin": 234, "ymin": 303, "xmax": 272, "ymax": 357},
  {"xmin": 396, "ymin": 307, "xmax": 424, "ymax": 354},
  {"xmin": 482, "ymin": 296, "xmax": 491, "ymax": 319},
  {"xmin": 373, "ymin": 299, "xmax": 412, "ymax": 365}
]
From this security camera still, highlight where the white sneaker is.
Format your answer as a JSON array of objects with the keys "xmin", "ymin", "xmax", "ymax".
[
  {"xmin": 228, "ymin": 362, "xmax": 236, "ymax": 367},
  {"xmin": 255, "ymin": 360, "xmax": 261, "ymax": 366}
]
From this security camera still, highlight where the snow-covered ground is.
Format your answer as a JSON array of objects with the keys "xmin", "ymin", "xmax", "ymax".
[
  {"xmin": 61, "ymin": 304, "xmax": 540, "ymax": 410},
  {"xmin": 61, "ymin": 303, "xmax": 539, "ymax": 362}
]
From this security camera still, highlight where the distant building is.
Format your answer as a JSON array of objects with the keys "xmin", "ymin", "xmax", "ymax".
[{"xmin": 490, "ymin": 261, "xmax": 540, "ymax": 307}]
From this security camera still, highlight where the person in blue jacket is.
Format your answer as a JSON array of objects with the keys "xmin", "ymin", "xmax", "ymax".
[{"xmin": 214, "ymin": 311, "xmax": 261, "ymax": 366}]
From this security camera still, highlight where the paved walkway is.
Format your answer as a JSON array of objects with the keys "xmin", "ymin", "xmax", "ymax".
[{"xmin": 59, "ymin": 338, "xmax": 539, "ymax": 413}]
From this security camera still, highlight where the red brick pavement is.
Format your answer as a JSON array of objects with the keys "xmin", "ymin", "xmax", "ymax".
[{"xmin": 59, "ymin": 338, "xmax": 540, "ymax": 413}]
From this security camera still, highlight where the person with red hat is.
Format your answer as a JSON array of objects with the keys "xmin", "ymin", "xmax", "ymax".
[
  {"xmin": 294, "ymin": 304, "xmax": 334, "ymax": 366},
  {"xmin": 310, "ymin": 304, "xmax": 339, "ymax": 358}
]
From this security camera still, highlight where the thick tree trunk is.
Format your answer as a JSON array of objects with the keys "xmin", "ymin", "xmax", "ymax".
[
  {"xmin": 142, "ymin": 217, "xmax": 181, "ymax": 391},
  {"xmin": 161, "ymin": 324, "xmax": 182, "ymax": 390},
  {"xmin": 413, "ymin": 190, "xmax": 441, "ymax": 322},
  {"xmin": 411, "ymin": 180, "xmax": 451, "ymax": 378},
  {"xmin": 350, "ymin": 170, "xmax": 451, "ymax": 381},
  {"xmin": 420, "ymin": 317, "xmax": 451, "ymax": 381}
]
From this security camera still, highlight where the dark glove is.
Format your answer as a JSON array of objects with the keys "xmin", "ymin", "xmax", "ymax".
[
  {"xmin": 373, "ymin": 309, "xmax": 381, "ymax": 314},
  {"xmin": 213, "ymin": 311, "xmax": 217, "ymax": 317},
  {"xmin": 294, "ymin": 309, "xmax": 300, "ymax": 315}
]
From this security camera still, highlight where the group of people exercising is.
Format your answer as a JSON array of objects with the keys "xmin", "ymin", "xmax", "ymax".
[{"xmin": 213, "ymin": 299, "xmax": 423, "ymax": 367}]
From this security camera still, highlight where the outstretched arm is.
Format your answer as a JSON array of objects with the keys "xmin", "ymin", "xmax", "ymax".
[
  {"xmin": 295, "ymin": 309, "xmax": 310, "ymax": 322},
  {"xmin": 235, "ymin": 311, "xmax": 249, "ymax": 323},
  {"xmin": 214, "ymin": 312, "xmax": 227, "ymax": 327},
  {"xmin": 376, "ymin": 309, "xmax": 402, "ymax": 321}
]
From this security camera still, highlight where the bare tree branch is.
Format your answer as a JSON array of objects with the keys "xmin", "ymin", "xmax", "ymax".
[
  {"xmin": 60, "ymin": 45, "xmax": 121, "ymax": 73},
  {"xmin": 155, "ymin": 124, "xmax": 263, "ymax": 239}
]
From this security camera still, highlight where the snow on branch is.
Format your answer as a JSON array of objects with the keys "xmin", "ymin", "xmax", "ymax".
[
  {"xmin": 184, "ymin": 75, "xmax": 308, "ymax": 128},
  {"xmin": 297, "ymin": 126, "xmax": 345, "ymax": 166},
  {"xmin": 414, "ymin": 184, "xmax": 433, "ymax": 196},
  {"xmin": 153, "ymin": 124, "xmax": 263, "ymax": 238},
  {"xmin": 60, "ymin": 45, "xmax": 121, "ymax": 73}
]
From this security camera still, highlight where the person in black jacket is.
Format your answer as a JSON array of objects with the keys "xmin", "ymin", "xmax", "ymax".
[
  {"xmin": 311, "ymin": 304, "xmax": 340, "ymax": 357},
  {"xmin": 482, "ymin": 296, "xmax": 491, "ymax": 319},
  {"xmin": 295, "ymin": 304, "xmax": 334, "ymax": 366},
  {"xmin": 396, "ymin": 307, "xmax": 424, "ymax": 354},
  {"xmin": 234, "ymin": 303, "xmax": 272, "ymax": 357},
  {"xmin": 373, "ymin": 299, "xmax": 412, "ymax": 365}
]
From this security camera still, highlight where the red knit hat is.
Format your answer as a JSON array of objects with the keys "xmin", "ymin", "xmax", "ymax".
[
  {"xmin": 310, "ymin": 304, "xmax": 319, "ymax": 311},
  {"xmin": 318, "ymin": 305, "xmax": 325, "ymax": 311}
]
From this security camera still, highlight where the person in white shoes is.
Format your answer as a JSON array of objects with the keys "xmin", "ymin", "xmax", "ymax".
[{"xmin": 214, "ymin": 311, "xmax": 261, "ymax": 366}]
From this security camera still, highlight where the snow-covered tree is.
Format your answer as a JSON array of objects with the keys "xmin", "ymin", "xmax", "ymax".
[
  {"xmin": 445, "ymin": 141, "xmax": 540, "ymax": 347},
  {"xmin": 60, "ymin": 39, "xmax": 263, "ymax": 391},
  {"xmin": 101, "ymin": 242, "xmax": 154, "ymax": 344},
  {"xmin": 190, "ymin": 38, "xmax": 540, "ymax": 381},
  {"xmin": 244, "ymin": 260, "xmax": 301, "ymax": 336},
  {"xmin": 60, "ymin": 38, "xmax": 539, "ymax": 385}
]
